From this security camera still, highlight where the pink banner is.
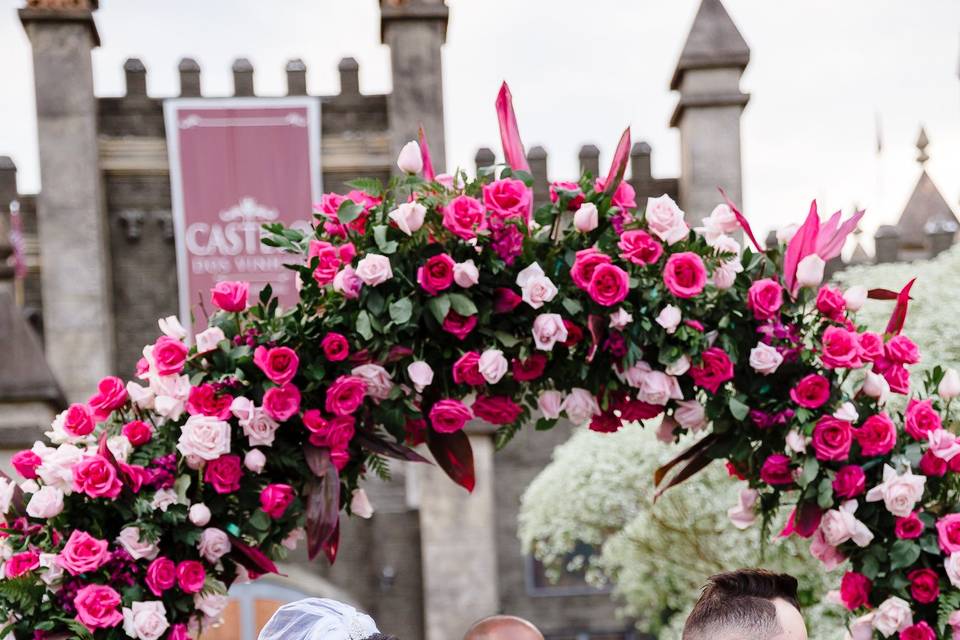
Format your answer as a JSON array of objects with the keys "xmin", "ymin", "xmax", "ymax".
[{"xmin": 164, "ymin": 98, "xmax": 321, "ymax": 332}]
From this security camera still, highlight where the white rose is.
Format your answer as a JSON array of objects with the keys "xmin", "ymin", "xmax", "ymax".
[
  {"xmin": 355, "ymin": 254, "xmax": 393, "ymax": 286},
  {"xmin": 26, "ymin": 486, "xmax": 63, "ymax": 519},
  {"xmin": 176, "ymin": 414, "xmax": 231, "ymax": 461},
  {"xmin": 38, "ymin": 552, "xmax": 62, "ymax": 586},
  {"xmin": 573, "ymin": 203, "xmax": 599, "ymax": 232},
  {"xmin": 116, "ymin": 526, "xmax": 160, "ymax": 561},
  {"xmin": 453, "ymin": 259, "xmax": 479, "ymax": 287},
  {"xmin": 244, "ymin": 448, "xmax": 266, "ymax": 473},
  {"xmin": 655, "ymin": 305, "xmax": 681, "ymax": 334},
  {"xmin": 748, "ymin": 342, "xmax": 783, "ymax": 375},
  {"xmin": 865, "ymin": 464, "xmax": 926, "ymax": 517},
  {"xmin": 126, "ymin": 381, "xmax": 155, "ymax": 410},
  {"xmin": 562, "ymin": 388, "xmax": 600, "ymax": 425},
  {"xmin": 697, "ymin": 204, "xmax": 739, "ymax": 244},
  {"xmin": 0, "ymin": 478, "xmax": 15, "ymax": 517},
  {"xmin": 152, "ymin": 488, "xmax": 179, "ymax": 512},
  {"xmin": 833, "ymin": 402, "xmax": 859, "ymax": 422},
  {"xmin": 189, "ymin": 503, "xmax": 211, "ymax": 526},
  {"xmin": 477, "ymin": 349, "xmax": 509, "ymax": 384},
  {"xmin": 388, "ymin": 201, "xmax": 427, "ymax": 236},
  {"xmin": 154, "ymin": 392, "xmax": 185, "ymax": 419},
  {"xmin": 947, "ymin": 553, "xmax": 960, "ymax": 588},
  {"xmin": 666, "ymin": 356, "xmax": 691, "ymax": 376},
  {"xmin": 516, "ymin": 263, "xmax": 558, "ymax": 309},
  {"xmin": 195, "ymin": 593, "xmax": 230, "ymax": 621},
  {"xmin": 644, "ymin": 194, "xmax": 688, "ymax": 245},
  {"xmin": 609, "ymin": 308, "xmax": 633, "ymax": 330},
  {"xmin": 538, "ymin": 390, "xmax": 564, "ymax": 420},
  {"xmin": 847, "ymin": 613, "xmax": 875, "ymax": 640},
  {"xmin": 122, "ymin": 601, "xmax": 170, "ymax": 640},
  {"xmin": 785, "ymin": 430, "xmax": 808, "ymax": 454},
  {"xmin": 532, "ymin": 313, "xmax": 568, "ymax": 351},
  {"xmin": 107, "ymin": 434, "xmax": 132, "ymax": 463},
  {"xmin": 36, "ymin": 444, "xmax": 83, "ymax": 493},
  {"xmin": 940, "ymin": 368, "xmax": 960, "ymax": 400},
  {"xmin": 843, "ymin": 286, "xmax": 867, "ymax": 312},
  {"xmin": 873, "ymin": 597, "xmax": 913, "ymax": 637},
  {"xmin": 195, "ymin": 327, "xmax": 226, "ymax": 354},
  {"xmin": 674, "ymin": 400, "xmax": 707, "ymax": 431},
  {"xmin": 158, "ymin": 315, "xmax": 187, "ymax": 340},
  {"xmin": 350, "ymin": 488, "xmax": 374, "ymax": 519},
  {"xmin": 396, "ymin": 140, "xmax": 423, "ymax": 174},
  {"xmin": 407, "ymin": 361, "xmax": 434, "ymax": 392},
  {"xmin": 198, "ymin": 527, "xmax": 232, "ymax": 563},
  {"xmin": 352, "ymin": 364, "xmax": 393, "ymax": 401},
  {"xmin": 796, "ymin": 254, "xmax": 826, "ymax": 288}
]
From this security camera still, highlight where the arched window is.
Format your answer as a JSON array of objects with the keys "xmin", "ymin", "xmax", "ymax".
[{"xmin": 199, "ymin": 582, "xmax": 310, "ymax": 640}]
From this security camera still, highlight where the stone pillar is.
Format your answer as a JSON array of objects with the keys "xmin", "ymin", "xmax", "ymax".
[
  {"xmin": 20, "ymin": 1, "xmax": 114, "ymax": 402},
  {"xmin": 475, "ymin": 147, "xmax": 495, "ymax": 177},
  {"xmin": 286, "ymin": 58, "xmax": 308, "ymax": 96},
  {"xmin": 178, "ymin": 58, "xmax": 202, "ymax": 97},
  {"xmin": 874, "ymin": 225, "xmax": 901, "ymax": 264},
  {"xmin": 418, "ymin": 428, "xmax": 499, "ymax": 640},
  {"xmin": 578, "ymin": 144, "xmax": 600, "ymax": 177},
  {"xmin": 381, "ymin": 0, "xmax": 448, "ymax": 173},
  {"xmin": 670, "ymin": 0, "xmax": 750, "ymax": 225},
  {"xmin": 526, "ymin": 146, "xmax": 549, "ymax": 207},
  {"xmin": 926, "ymin": 221, "xmax": 957, "ymax": 258},
  {"xmin": 232, "ymin": 58, "xmax": 255, "ymax": 97}
]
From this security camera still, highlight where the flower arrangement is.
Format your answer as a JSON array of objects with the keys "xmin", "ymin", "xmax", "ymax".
[{"xmin": 0, "ymin": 82, "xmax": 958, "ymax": 639}]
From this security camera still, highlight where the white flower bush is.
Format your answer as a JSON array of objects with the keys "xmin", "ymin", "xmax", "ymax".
[{"xmin": 518, "ymin": 424, "xmax": 847, "ymax": 638}]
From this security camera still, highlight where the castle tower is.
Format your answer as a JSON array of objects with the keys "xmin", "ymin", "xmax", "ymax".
[
  {"xmin": 19, "ymin": 0, "xmax": 114, "ymax": 402},
  {"xmin": 670, "ymin": 0, "xmax": 750, "ymax": 224},
  {"xmin": 380, "ymin": 0, "xmax": 448, "ymax": 173}
]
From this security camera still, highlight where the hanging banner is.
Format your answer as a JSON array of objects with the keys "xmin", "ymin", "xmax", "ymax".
[{"xmin": 164, "ymin": 97, "xmax": 321, "ymax": 332}]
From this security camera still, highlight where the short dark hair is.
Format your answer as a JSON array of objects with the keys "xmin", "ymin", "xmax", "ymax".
[
  {"xmin": 365, "ymin": 635, "xmax": 398, "ymax": 640},
  {"xmin": 682, "ymin": 569, "xmax": 800, "ymax": 640}
]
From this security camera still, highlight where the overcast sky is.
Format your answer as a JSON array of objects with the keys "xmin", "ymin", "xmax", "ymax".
[{"xmin": 1, "ymin": 0, "xmax": 959, "ymax": 241}]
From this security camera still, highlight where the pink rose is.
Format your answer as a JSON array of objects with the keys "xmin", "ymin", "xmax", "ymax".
[
  {"xmin": 840, "ymin": 571, "xmax": 872, "ymax": 610},
  {"xmin": 532, "ymin": 313, "xmax": 568, "ymax": 351},
  {"xmin": 62, "ymin": 403, "xmax": 95, "ymax": 437},
  {"xmin": 73, "ymin": 455, "xmax": 123, "ymax": 499},
  {"xmin": 333, "ymin": 265, "xmax": 363, "ymax": 299},
  {"xmin": 262, "ymin": 383, "xmax": 301, "ymax": 422},
  {"xmin": 6, "ymin": 551, "xmax": 39, "ymax": 578},
  {"xmin": 855, "ymin": 413, "xmax": 896, "ymax": 456},
  {"xmin": 253, "ymin": 346, "xmax": 300, "ymax": 386},
  {"xmin": 812, "ymin": 416, "xmax": 853, "ymax": 461},
  {"xmin": 883, "ymin": 364, "xmax": 911, "ymax": 395},
  {"xmin": 833, "ymin": 465, "xmax": 866, "ymax": 498},
  {"xmin": 321, "ymin": 332, "xmax": 350, "ymax": 361},
  {"xmin": 562, "ymin": 388, "xmax": 601, "ymax": 424},
  {"xmin": 58, "ymin": 530, "xmax": 109, "ymax": 575},
  {"xmin": 573, "ymin": 203, "xmax": 599, "ymax": 232},
  {"xmin": 176, "ymin": 560, "xmax": 206, "ymax": 594},
  {"xmin": 618, "ymin": 230, "xmax": 663, "ymax": 265},
  {"xmin": 549, "ymin": 180, "xmax": 584, "ymax": 210},
  {"xmin": 308, "ymin": 240, "xmax": 342, "ymax": 285},
  {"xmin": 418, "ymin": 253, "xmax": 456, "ymax": 296},
  {"xmin": 937, "ymin": 513, "xmax": 960, "ymax": 554},
  {"xmin": 87, "ymin": 376, "xmax": 128, "ymax": 421},
  {"xmin": 260, "ymin": 484, "xmax": 296, "ymax": 519},
  {"xmin": 760, "ymin": 454, "xmax": 794, "ymax": 485},
  {"xmin": 588, "ymin": 263, "xmax": 629, "ymax": 306},
  {"xmin": 663, "ymin": 252, "xmax": 707, "ymax": 299},
  {"xmin": 597, "ymin": 177, "xmax": 637, "ymax": 211},
  {"xmin": 570, "ymin": 248, "xmax": 612, "ymax": 291},
  {"xmin": 690, "ymin": 347, "xmax": 734, "ymax": 393},
  {"xmin": 305, "ymin": 414, "xmax": 355, "ymax": 450},
  {"xmin": 11, "ymin": 449, "xmax": 42, "ymax": 479},
  {"xmin": 815, "ymin": 285, "xmax": 846, "ymax": 320},
  {"xmin": 905, "ymin": 398, "xmax": 942, "ymax": 441},
  {"xmin": 858, "ymin": 331, "xmax": 885, "ymax": 362},
  {"xmin": 810, "ymin": 528, "xmax": 845, "ymax": 570},
  {"xmin": 185, "ymin": 384, "xmax": 233, "ymax": 420},
  {"xmin": 121, "ymin": 420, "xmax": 153, "ymax": 447},
  {"xmin": 204, "ymin": 454, "xmax": 243, "ymax": 494},
  {"xmin": 198, "ymin": 528, "xmax": 232, "ymax": 563},
  {"xmin": 865, "ymin": 464, "xmax": 926, "ymax": 517},
  {"xmin": 644, "ymin": 194, "xmax": 688, "ymax": 244},
  {"xmin": 472, "ymin": 395, "xmax": 523, "ymax": 425},
  {"xmin": 146, "ymin": 557, "xmax": 176, "ymax": 596},
  {"xmin": 820, "ymin": 326, "xmax": 862, "ymax": 369},
  {"xmin": 483, "ymin": 178, "xmax": 531, "ymax": 226},
  {"xmin": 747, "ymin": 278, "xmax": 783, "ymax": 321},
  {"xmin": 152, "ymin": 336, "xmax": 189, "ymax": 376},
  {"xmin": 749, "ymin": 342, "xmax": 783, "ymax": 375},
  {"xmin": 920, "ymin": 449, "xmax": 947, "ymax": 477},
  {"xmin": 790, "ymin": 374, "xmax": 831, "ymax": 409},
  {"xmin": 428, "ymin": 399, "xmax": 473, "ymax": 433},
  {"xmin": 177, "ymin": 414, "xmax": 231, "ymax": 461},
  {"xmin": 442, "ymin": 310, "xmax": 478, "ymax": 339},
  {"xmin": 453, "ymin": 352, "xmax": 484, "ymax": 386},
  {"xmin": 355, "ymin": 253, "xmax": 393, "ymax": 286},
  {"xmin": 442, "ymin": 195, "xmax": 486, "ymax": 240},
  {"xmin": 674, "ymin": 399, "xmax": 707, "ymax": 431},
  {"xmin": 325, "ymin": 375, "xmax": 367, "ymax": 416},
  {"xmin": 74, "ymin": 584, "xmax": 123, "ymax": 630},
  {"xmin": 210, "ymin": 280, "xmax": 249, "ymax": 312}
]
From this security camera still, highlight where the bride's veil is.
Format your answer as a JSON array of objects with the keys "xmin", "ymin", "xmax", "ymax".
[{"xmin": 257, "ymin": 598, "xmax": 381, "ymax": 640}]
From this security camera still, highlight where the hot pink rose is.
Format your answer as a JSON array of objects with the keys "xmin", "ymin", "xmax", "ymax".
[
  {"xmin": 453, "ymin": 352, "xmax": 485, "ymax": 386},
  {"xmin": 210, "ymin": 280, "xmax": 249, "ymax": 312},
  {"xmin": 418, "ymin": 253, "xmax": 456, "ymax": 296},
  {"xmin": 145, "ymin": 557, "xmax": 176, "ymax": 596},
  {"xmin": 58, "ymin": 530, "xmax": 109, "ymax": 575},
  {"xmin": 858, "ymin": 332, "xmax": 885, "ymax": 362},
  {"xmin": 472, "ymin": 395, "xmax": 523, "ymax": 425},
  {"xmin": 815, "ymin": 286, "xmax": 846, "ymax": 321},
  {"xmin": 260, "ymin": 483, "xmax": 295, "ymax": 519},
  {"xmin": 87, "ymin": 376, "xmax": 128, "ymax": 421},
  {"xmin": 901, "ymin": 622, "xmax": 936, "ymax": 640},
  {"xmin": 483, "ymin": 178, "xmax": 531, "ymax": 226},
  {"xmin": 309, "ymin": 240, "xmax": 342, "ymax": 285},
  {"xmin": 176, "ymin": 560, "xmax": 206, "ymax": 594},
  {"xmin": 333, "ymin": 265, "xmax": 363, "ymax": 299},
  {"xmin": 884, "ymin": 364, "xmax": 911, "ymax": 395},
  {"xmin": 895, "ymin": 513, "xmax": 924, "ymax": 539},
  {"xmin": 321, "ymin": 332, "xmax": 350, "ymax": 361},
  {"xmin": 570, "ymin": 248, "xmax": 612, "ymax": 291},
  {"xmin": 512, "ymin": 354, "xmax": 547, "ymax": 382},
  {"xmin": 73, "ymin": 455, "xmax": 123, "ymax": 499},
  {"xmin": 262, "ymin": 383, "xmax": 301, "ymax": 422},
  {"xmin": 204, "ymin": 454, "xmax": 243, "ymax": 494},
  {"xmin": 442, "ymin": 195, "xmax": 486, "ymax": 240},
  {"xmin": 920, "ymin": 449, "xmax": 947, "ymax": 477},
  {"xmin": 11, "ymin": 449, "xmax": 41, "ymax": 479},
  {"xmin": 905, "ymin": 398, "xmax": 941, "ymax": 441},
  {"xmin": 840, "ymin": 571, "xmax": 872, "ymax": 610},
  {"xmin": 833, "ymin": 465, "xmax": 866, "ymax": 498},
  {"xmin": 907, "ymin": 569, "xmax": 940, "ymax": 605},
  {"xmin": 937, "ymin": 513, "xmax": 960, "ymax": 554},
  {"xmin": 549, "ymin": 181, "xmax": 584, "ymax": 210},
  {"xmin": 690, "ymin": 348, "xmax": 734, "ymax": 393},
  {"xmin": 63, "ymin": 403, "xmax": 95, "ymax": 437},
  {"xmin": 618, "ymin": 230, "xmax": 663, "ymax": 265},
  {"xmin": 493, "ymin": 288, "xmax": 522, "ymax": 314},
  {"xmin": 152, "ymin": 336, "xmax": 189, "ymax": 376},
  {"xmin": 121, "ymin": 420, "xmax": 153, "ymax": 447},
  {"xmin": 442, "ymin": 310, "xmax": 477, "ymax": 339},
  {"xmin": 5, "ymin": 550, "xmax": 39, "ymax": 578},
  {"xmin": 821, "ymin": 326, "xmax": 862, "ymax": 369},
  {"xmin": 747, "ymin": 278, "xmax": 784, "ymax": 321},
  {"xmin": 186, "ymin": 384, "xmax": 233, "ymax": 420},
  {"xmin": 663, "ymin": 252, "xmax": 707, "ymax": 299},
  {"xmin": 759, "ymin": 454, "xmax": 793, "ymax": 486},
  {"xmin": 588, "ymin": 263, "xmax": 629, "ymax": 306},
  {"xmin": 428, "ymin": 399, "xmax": 473, "ymax": 433},
  {"xmin": 812, "ymin": 416, "xmax": 853, "ymax": 461},
  {"xmin": 855, "ymin": 413, "xmax": 896, "ymax": 456},
  {"xmin": 325, "ymin": 375, "xmax": 367, "ymax": 416},
  {"xmin": 790, "ymin": 374, "xmax": 831, "ymax": 409},
  {"xmin": 887, "ymin": 335, "xmax": 920, "ymax": 365},
  {"xmin": 74, "ymin": 584, "xmax": 123, "ymax": 630},
  {"xmin": 304, "ymin": 411, "xmax": 355, "ymax": 449},
  {"xmin": 596, "ymin": 177, "xmax": 638, "ymax": 211},
  {"xmin": 253, "ymin": 346, "xmax": 300, "ymax": 386}
]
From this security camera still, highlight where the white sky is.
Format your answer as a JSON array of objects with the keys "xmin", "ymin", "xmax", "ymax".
[{"xmin": 1, "ymin": 0, "xmax": 959, "ymax": 241}]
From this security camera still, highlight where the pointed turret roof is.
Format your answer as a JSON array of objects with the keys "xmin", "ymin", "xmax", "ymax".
[
  {"xmin": 671, "ymin": 0, "xmax": 751, "ymax": 90},
  {"xmin": 895, "ymin": 128, "xmax": 958, "ymax": 248}
]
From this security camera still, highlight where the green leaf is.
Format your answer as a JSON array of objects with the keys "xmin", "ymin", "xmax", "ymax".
[
  {"xmin": 345, "ymin": 177, "xmax": 383, "ymax": 196},
  {"xmin": 366, "ymin": 290, "xmax": 386, "ymax": 316},
  {"xmin": 494, "ymin": 331, "xmax": 521, "ymax": 348},
  {"xmin": 356, "ymin": 310, "xmax": 374, "ymax": 340},
  {"xmin": 389, "ymin": 297, "xmax": 413, "ymax": 324},
  {"xmin": 248, "ymin": 509, "xmax": 271, "ymax": 533},
  {"xmin": 427, "ymin": 295, "xmax": 451, "ymax": 324},
  {"xmin": 561, "ymin": 298, "xmax": 582, "ymax": 316},
  {"xmin": 889, "ymin": 540, "xmax": 921, "ymax": 570},
  {"xmin": 448, "ymin": 293, "xmax": 478, "ymax": 316},
  {"xmin": 336, "ymin": 200, "xmax": 365, "ymax": 225},
  {"xmin": 861, "ymin": 554, "xmax": 880, "ymax": 580},
  {"xmin": 373, "ymin": 225, "xmax": 399, "ymax": 254},
  {"xmin": 728, "ymin": 397, "xmax": 750, "ymax": 421},
  {"xmin": 920, "ymin": 534, "xmax": 941, "ymax": 555},
  {"xmin": 816, "ymin": 478, "xmax": 834, "ymax": 509},
  {"xmin": 799, "ymin": 457, "xmax": 819, "ymax": 489},
  {"xmin": 258, "ymin": 283, "xmax": 273, "ymax": 305},
  {"xmin": 535, "ymin": 417, "xmax": 558, "ymax": 431}
]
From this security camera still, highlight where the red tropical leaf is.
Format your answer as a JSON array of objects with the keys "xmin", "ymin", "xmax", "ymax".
[
  {"xmin": 427, "ymin": 428, "xmax": 475, "ymax": 492},
  {"xmin": 229, "ymin": 537, "xmax": 280, "ymax": 575},
  {"xmin": 418, "ymin": 124, "xmax": 436, "ymax": 182},
  {"xmin": 602, "ymin": 127, "xmax": 631, "ymax": 197},
  {"xmin": 495, "ymin": 82, "xmax": 530, "ymax": 172},
  {"xmin": 304, "ymin": 446, "xmax": 341, "ymax": 561},
  {"xmin": 322, "ymin": 519, "xmax": 340, "ymax": 564},
  {"xmin": 886, "ymin": 278, "xmax": 917, "ymax": 336},
  {"xmin": 867, "ymin": 288, "xmax": 901, "ymax": 300}
]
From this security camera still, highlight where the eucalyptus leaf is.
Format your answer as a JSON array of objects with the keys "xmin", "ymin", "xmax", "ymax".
[
  {"xmin": 356, "ymin": 310, "xmax": 374, "ymax": 340},
  {"xmin": 448, "ymin": 293, "xmax": 478, "ymax": 316},
  {"xmin": 427, "ymin": 296, "xmax": 451, "ymax": 324},
  {"xmin": 389, "ymin": 297, "xmax": 413, "ymax": 324}
]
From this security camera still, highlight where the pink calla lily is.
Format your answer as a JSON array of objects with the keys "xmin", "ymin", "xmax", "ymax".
[
  {"xmin": 718, "ymin": 187, "xmax": 763, "ymax": 253},
  {"xmin": 495, "ymin": 82, "xmax": 530, "ymax": 173},
  {"xmin": 783, "ymin": 200, "xmax": 864, "ymax": 296},
  {"xmin": 601, "ymin": 127, "xmax": 631, "ymax": 197}
]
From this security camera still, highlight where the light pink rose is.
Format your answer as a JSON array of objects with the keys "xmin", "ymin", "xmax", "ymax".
[
  {"xmin": 712, "ymin": 258, "xmax": 743, "ymax": 289},
  {"xmin": 749, "ymin": 342, "xmax": 783, "ymax": 375},
  {"xmin": 126, "ymin": 381, "xmax": 155, "ymax": 409},
  {"xmin": 847, "ymin": 613, "xmax": 875, "ymax": 640},
  {"xmin": 122, "ymin": 601, "xmax": 169, "ymax": 640},
  {"xmin": 194, "ymin": 593, "xmax": 229, "ymax": 621},
  {"xmin": 351, "ymin": 363, "xmax": 393, "ymax": 401},
  {"xmin": 809, "ymin": 528, "xmax": 845, "ymax": 570},
  {"xmin": 696, "ymin": 204, "xmax": 739, "ymax": 244},
  {"xmin": 949, "ymin": 611, "xmax": 960, "ymax": 640},
  {"xmin": 777, "ymin": 223, "xmax": 799, "ymax": 244},
  {"xmin": 785, "ymin": 429, "xmax": 808, "ymax": 453},
  {"xmin": 666, "ymin": 356, "xmax": 691, "ymax": 376},
  {"xmin": 194, "ymin": 327, "xmax": 226, "ymax": 354},
  {"xmin": 240, "ymin": 409, "xmax": 279, "ymax": 448},
  {"xmin": 637, "ymin": 370, "xmax": 683, "ymax": 406},
  {"xmin": 355, "ymin": 254, "xmax": 393, "ymax": 286},
  {"xmin": 244, "ymin": 449, "xmax": 266, "ymax": 473},
  {"xmin": 26, "ymin": 485, "xmax": 63, "ymax": 519},
  {"xmin": 865, "ymin": 464, "xmax": 926, "ymax": 517},
  {"xmin": 674, "ymin": 400, "xmax": 707, "ymax": 431},
  {"xmin": 351, "ymin": 488, "xmax": 374, "ymax": 519},
  {"xmin": 198, "ymin": 527, "xmax": 231, "ymax": 563},
  {"xmin": 820, "ymin": 500, "xmax": 874, "ymax": 547},
  {"xmin": 930, "ymin": 429, "xmax": 960, "ymax": 462},
  {"xmin": 454, "ymin": 259, "xmax": 480, "ymax": 288},
  {"xmin": 532, "ymin": 313, "xmax": 568, "ymax": 351},
  {"xmin": 176, "ymin": 415, "xmax": 231, "ymax": 461},
  {"xmin": 478, "ymin": 349, "xmax": 509, "ymax": 384},
  {"xmin": 36, "ymin": 443, "xmax": 83, "ymax": 492},
  {"xmin": 562, "ymin": 388, "xmax": 600, "ymax": 424},
  {"xmin": 862, "ymin": 370, "xmax": 891, "ymax": 404},
  {"xmin": 396, "ymin": 140, "xmax": 423, "ymax": 174},
  {"xmin": 644, "ymin": 194, "xmax": 688, "ymax": 245},
  {"xmin": 573, "ymin": 203, "xmax": 599, "ymax": 232},
  {"xmin": 796, "ymin": 254, "xmax": 826, "ymax": 288},
  {"xmin": 158, "ymin": 315, "xmax": 187, "ymax": 340},
  {"xmin": 844, "ymin": 285, "xmax": 868, "ymax": 312},
  {"xmin": 538, "ymin": 390, "xmax": 564, "ymax": 419},
  {"xmin": 609, "ymin": 308, "xmax": 633, "ymax": 330},
  {"xmin": 655, "ymin": 305, "xmax": 681, "ymax": 334},
  {"xmin": 833, "ymin": 402, "xmax": 859, "ymax": 422},
  {"xmin": 873, "ymin": 597, "xmax": 914, "ymax": 637},
  {"xmin": 333, "ymin": 265, "xmax": 363, "ymax": 299},
  {"xmin": 516, "ymin": 263, "xmax": 558, "ymax": 309},
  {"xmin": 117, "ymin": 526, "xmax": 160, "ymax": 561},
  {"xmin": 940, "ymin": 369, "xmax": 960, "ymax": 400},
  {"xmin": 188, "ymin": 503, "xmax": 211, "ymax": 526},
  {"xmin": 728, "ymin": 488, "xmax": 758, "ymax": 530},
  {"xmin": 407, "ymin": 361, "xmax": 434, "ymax": 392},
  {"xmin": 948, "ymin": 554, "xmax": 960, "ymax": 589}
]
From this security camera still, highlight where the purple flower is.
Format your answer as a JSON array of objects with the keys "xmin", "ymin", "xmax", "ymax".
[{"xmin": 491, "ymin": 225, "xmax": 524, "ymax": 266}]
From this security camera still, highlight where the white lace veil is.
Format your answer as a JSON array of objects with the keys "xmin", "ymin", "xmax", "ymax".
[{"xmin": 257, "ymin": 598, "xmax": 381, "ymax": 640}]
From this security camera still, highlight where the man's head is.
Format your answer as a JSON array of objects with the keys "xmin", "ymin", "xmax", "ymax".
[
  {"xmin": 463, "ymin": 615, "xmax": 544, "ymax": 640},
  {"xmin": 682, "ymin": 569, "xmax": 806, "ymax": 640}
]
